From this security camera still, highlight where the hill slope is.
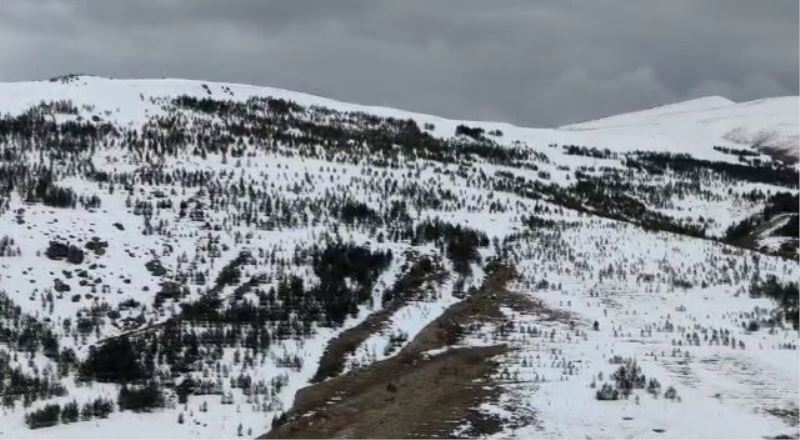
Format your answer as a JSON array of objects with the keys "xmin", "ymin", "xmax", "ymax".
[
  {"xmin": 2, "ymin": 75, "xmax": 797, "ymax": 161},
  {"xmin": 563, "ymin": 95, "xmax": 799, "ymax": 163},
  {"xmin": 0, "ymin": 75, "xmax": 796, "ymax": 439}
]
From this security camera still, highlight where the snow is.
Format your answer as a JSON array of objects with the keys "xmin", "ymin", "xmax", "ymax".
[
  {"xmin": 483, "ymin": 221, "xmax": 799, "ymax": 439},
  {"xmin": 563, "ymin": 94, "xmax": 799, "ymax": 162},
  {"xmin": 0, "ymin": 76, "xmax": 796, "ymax": 163},
  {"xmin": 0, "ymin": 75, "xmax": 796, "ymax": 439}
]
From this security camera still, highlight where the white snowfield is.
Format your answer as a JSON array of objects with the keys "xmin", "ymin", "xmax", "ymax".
[
  {"xmin": 0, "ymin": 76, "xmax": 796, "ymax": 162},
  {"xmin": 563, "ymin": 95, "xmax": 800, "ymax": 163},
  {"xmin": 0, "ymin": 76, "xmax": 796, "ymax": 439}
]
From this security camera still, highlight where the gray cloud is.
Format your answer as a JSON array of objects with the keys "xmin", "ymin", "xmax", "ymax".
[{"xmin": 1, "ymin": 0, "xmax": 797, "ymax": 126}]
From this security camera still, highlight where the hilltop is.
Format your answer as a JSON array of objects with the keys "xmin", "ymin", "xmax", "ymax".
[{"xmin": 0, "ymin": 75, "xmax": 796, "ymax": 438}]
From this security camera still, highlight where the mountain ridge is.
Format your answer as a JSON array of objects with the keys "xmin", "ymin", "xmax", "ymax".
[{"xmin": 2, "ymin": 75, "xmax": 797, "ymax": 162}]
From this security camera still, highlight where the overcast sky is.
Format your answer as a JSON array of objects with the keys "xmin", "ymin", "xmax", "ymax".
[{"xmin": 1, "ymin": 0, "xmax": 797, "ymax": 126}]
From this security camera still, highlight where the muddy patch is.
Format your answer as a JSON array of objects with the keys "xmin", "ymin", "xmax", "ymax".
[
  {"xmin": 264, "ymin": 263, "xmax": 532, "ymax": 438},
  {"xmin": 310, "ymin": 257, "xmax": 447, "ymax": 383},
  {"xmin": 266, "ymin": 345, "xmax": 507, "ymax": 439}
]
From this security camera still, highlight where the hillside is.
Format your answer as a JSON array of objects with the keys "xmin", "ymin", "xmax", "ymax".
[
  {"xmin": 0, "ymin": 75, "xmax": 796, "ymax": 439},
  {"xmin": 3, "ymin": 76, "xmax": 797, "ymax": 162},
  {"xmin": 563, "ymin": 95, "xmax": 799, "ymax": 163}
]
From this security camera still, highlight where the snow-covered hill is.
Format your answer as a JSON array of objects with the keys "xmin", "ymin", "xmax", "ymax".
[
  {"xmin": 0, "ymin": 75, "xmax": 796, "ymax": 439},
  {"xmin": 563, "ymin": 95, "xmax": 799, "ymax": 163},
  {"xmin": 2, "ymin": 76, "xmax": 796, "ymax": 162}
]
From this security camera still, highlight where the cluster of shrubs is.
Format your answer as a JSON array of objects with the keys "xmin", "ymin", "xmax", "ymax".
[
  {"xmin": 750, "ymin": 275, "xmax": 799, "ymax": 329},
  {"xmin": 25, "ymin": 398, "xmax": 113, "ymax": 429},
  {"xmin": 0, "ymin": 234, "xmax": 20, "ymax": 256},
  {"xmin": 80, "ymin": 336, "xmax": 150, "ymax": 382},
  {"xmin": 44, "ymin": 241, "xmax": 85, "ymax": 264},
  {"xmin": 413, "ymin": 219, "xmax": 488, "ymax": 276},
  {"xmin": 339, "ymin": 201, "xmax": 380, "ymax": 225},
  {"xmin": 455, "ymin": 124, "xmax": 485, "ymax": 140},
  {"xmin": 627, "ymin": 152, "xmax": 798, "ymax": 188},
  {"xmin": 307, "ymin": 243, "xmax": 393, "ymax": 325},
  {"xmin": 595, "ymin": 358, "xmax": 679, "ymax": 402},
  {"xmin": 713, "ymin": 145, "xmax": 760, "ymax": 158},
  {"xmin": 562, "ymin": 145, "xmax": 616, "ymax": 159},
  {"xmin": 28, "ymin": 169, "xmax": 79, "ymax": 208},
  {"xmin": 118, "ymin": 382, "xmax": 165, "ymax": 411}
]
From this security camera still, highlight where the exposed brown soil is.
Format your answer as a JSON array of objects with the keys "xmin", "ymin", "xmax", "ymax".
[
  {"xmin": 263, "ymin": 262, "xmax": 533, "ymax": 439},
  {"xmin": 308, "ymin": 306, "xmax": 396, "ymax": 382},
  {"xmin": 266, "ymin": 345, "xmax": 507, "ymax": 439},
  {"xmin": 310, "ymin": 258, "xmax": 447, "ymax": 383},
  {"xmin": 401, "ymin": 263, "xmax": 531, "ymax": 355}
]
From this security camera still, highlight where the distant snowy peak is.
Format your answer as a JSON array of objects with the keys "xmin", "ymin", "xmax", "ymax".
[
  {"xmin": 562, "ymin": 95, "xmax": 799, "ymax": 162},
  {"xmin": 560, "ymin": 96, "xmax": 736, "ymax": 130}
]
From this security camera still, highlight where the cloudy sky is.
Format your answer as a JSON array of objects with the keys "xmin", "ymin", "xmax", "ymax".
[{"xmin": 1, "ymin": 0, "xmax": 797, "ymax": 126}]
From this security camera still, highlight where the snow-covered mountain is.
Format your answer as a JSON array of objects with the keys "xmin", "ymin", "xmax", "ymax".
[
  {"xmin": 0, "ymin": 75, "xmax": 797, "ymax": 439},
  {"xmin": 2, "ymin": 76, "xmax": 796, "ymax": 162},
  {"xmin": 563, "ymin": 95, "xmax": 799, "ymax": 163}
]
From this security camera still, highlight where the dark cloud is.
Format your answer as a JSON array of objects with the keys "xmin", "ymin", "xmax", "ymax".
[{"xmin": 1, "ymin": 0, "xmax": 797, "ymax": 126}]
